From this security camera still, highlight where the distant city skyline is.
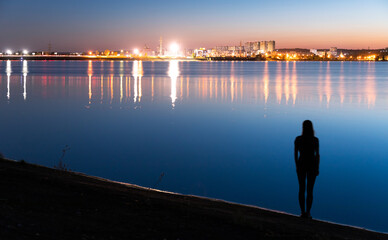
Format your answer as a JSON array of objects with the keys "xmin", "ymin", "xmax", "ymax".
[{"xmin": 0, "ymin": 0, "xmax": 387, "ymax": 51}]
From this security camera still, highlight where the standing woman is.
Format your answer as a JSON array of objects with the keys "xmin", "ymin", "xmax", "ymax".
[{"xmin": 294, "ymin": 120, "xmax": 320, "ymax": 219}]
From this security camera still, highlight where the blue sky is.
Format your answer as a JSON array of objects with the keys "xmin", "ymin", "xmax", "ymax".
[{"xmin": 0, "ymin": 0, "xmax": 387, "ymax": 51}]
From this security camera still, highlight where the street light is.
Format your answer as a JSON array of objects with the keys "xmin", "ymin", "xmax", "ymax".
[
  {"xmin": 23, "ymin": 50, "xmax": 28, "ymax": 55},
  {"xmin": 169, "ymin": 43, "xmax": 179, "ymax": 57},
  {"xmin": 134, "ymin": 48, "xmax": 139, "ymax": 55},
  {"xmin": 6, "ymin": 49, "xmax": 12, "ymax": 55}
]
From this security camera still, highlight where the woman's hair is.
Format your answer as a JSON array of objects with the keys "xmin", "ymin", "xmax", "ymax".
[{"xmin": 302, "ymin": 120, "xmax": 314, "ymax": 137}]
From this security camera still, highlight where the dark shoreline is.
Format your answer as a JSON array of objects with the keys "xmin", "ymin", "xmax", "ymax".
[{"xmin": 0, "ymin": 157, "xmax": 386, "ymax": 239}]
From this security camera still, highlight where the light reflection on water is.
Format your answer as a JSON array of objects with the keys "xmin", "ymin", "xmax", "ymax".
[
  {"xmin": 6, "ymin": 60, "xmax": 11, "ymax": 100},
  {"xmin": 168, "ymin": 60, "xmax": 179, "ymax": 108},
  {"xmin": 2, "ymin": 60, "xmax": 381, "ymax": 108},
  {"xmin": 0, "ymin": 60, "xmax": 388, "ymax": 232}
]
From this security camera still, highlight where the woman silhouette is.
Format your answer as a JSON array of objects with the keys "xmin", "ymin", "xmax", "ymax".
[{"xmin": 294, "ymin": 120, "xmax": 320, "ymax": 219}]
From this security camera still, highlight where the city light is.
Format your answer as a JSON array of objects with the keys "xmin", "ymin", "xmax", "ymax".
[
  {"xmin": 169, "ymin": 43, "xmax": 179, "ymax": 57},
  {"xmin": 0, "ymin": 39, "xmax": 384, "ymax": 62}
]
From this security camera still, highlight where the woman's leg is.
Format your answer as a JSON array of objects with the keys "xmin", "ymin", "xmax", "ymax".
[
  {"xmin": 297, "ymin": 170, "xmax": 307, "ymax": 214},
  {"xmin": 306, "ymin": 172, "xmax": 317, "ymax": 215}
]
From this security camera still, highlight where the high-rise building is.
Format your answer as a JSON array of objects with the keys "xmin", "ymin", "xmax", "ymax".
[
  {"xmin": 260, "ymin": 41, "xmax": 267, "ymax": 52},
  {"xmin": 244, "ymin": 42, "xmax": 254, "ymax": 53},
  {"xmin": 267, "ymin": 41, "xmax": 275, "ymax": 52},
  {"xmin": 253, "ymin": 42, "xmax": 260, "ymax": 51}
]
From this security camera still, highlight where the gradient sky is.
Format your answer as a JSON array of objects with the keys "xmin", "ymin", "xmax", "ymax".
[{"xmin": 0, "ymin": 0, "xmax": 387, "ymax": 51}]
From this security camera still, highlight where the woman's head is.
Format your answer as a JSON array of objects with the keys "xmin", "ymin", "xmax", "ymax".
[{"xmin": 302, "ymin": 120, "xmax": 314, "ymax": 137}]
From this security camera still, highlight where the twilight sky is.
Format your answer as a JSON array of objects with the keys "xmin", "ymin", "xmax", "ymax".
[{"xmin": 0, "ymin": 0, "xmax": 387, "ymax": 51}]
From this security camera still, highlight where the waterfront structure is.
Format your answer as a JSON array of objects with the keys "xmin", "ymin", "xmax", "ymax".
[
  {"xmin": 329, "ymin": 47, "xmax": 338, "ymax": 57},
  {"xmin": 212, "ymin": 40, "xmax": 275, "ymax": 57},
  {"xmin": 194, "ymin": 48, "xmax": 208, "ymax": 57},
  {"xmin": 310, "ymin": 49, "xmax": 318, "ymax": 55}
]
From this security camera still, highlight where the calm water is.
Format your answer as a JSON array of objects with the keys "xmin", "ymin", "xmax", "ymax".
[{"xmin": 1, "ymin": 60, "xmax": 387, "ymax": 232}]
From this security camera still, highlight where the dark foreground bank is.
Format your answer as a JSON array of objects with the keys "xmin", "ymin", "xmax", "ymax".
[{"xmin": 0, "ymin": 158, "xmax": 386, "ymax": 240}]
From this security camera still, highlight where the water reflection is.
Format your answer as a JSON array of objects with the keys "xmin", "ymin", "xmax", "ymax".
[
  {"xmin": 120, "ymin": 61, "xmax": 124, "ymax": 103},
  {"xmin": 22, "ymin": 60, "xmax": 28, "ymax": 100},
  {"xmin": 339, "ymin": 62, "xmax": 345, "ymax": 104},
  {"xmin": 1, "ymin": 61, "xmax": 382, "ymax": 109},
  {"xmin": 168, "ymin": 60, "xmax": 179, "ymax": 107},
  {"xmin": 275, "ymin": 62, "xmax": 282, "ymax": 104},
  {"xmin": 263, "ymin": 62, "xmax": 269, "ymax": 104},
  {"xmin": 6, "ymin": 60, "xmax": 11, "ymax": 100},
  {"xmin": 325, "ymin": 62, "xmax": 332, "ymax": 106},
  {"xmin": 366, "ymin": 62, "xmax": 376, "ymax": 108},
  {"xmin": 88, "ymin": 61, "xmax": 92, "ymax": 104},
  {"xmin": 133, "ymin": 60, "xmax": 143, "ymax": 103},
  {"xmin": 291, "ymin": 61, "xmax": 297, "ymax": 105},
  {"xmin": 284, "ymin": 62, "xmax": 290, "ymax": 103}
]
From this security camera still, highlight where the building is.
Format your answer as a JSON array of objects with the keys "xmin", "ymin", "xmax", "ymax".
[
  {"xmin": 143, "ymin": 45, "xmax": 153, "ymax": 56},
  {"xmin": 244, "ymin": 41, "xmax": 261, "ymax": 55},
  {"xmin": 310, "ymin": 49, "xmax": 318, "ymax": 55},
  {"xmin": 244, "ymin": 42, "xmax": 254, "ymax": 53},
  {"xmin": 212, "ymin": 40, "xmax": 275, "ymax": 57},
  {"xmin": 329, "ymin": 47, "xmax": 338, "ymax": 57},
  {"xmin": 267, "ymin": 41, "xmax": 275, "ymax": 52},
  {"xmin": 194, "ymin": 48, "xmax": 211, "ymax": 57},
  {"xmin": 260, "ymin": 41, "xmax": 267, "ymax": 52},
  {"xmin": 184, "ymin": 48, "xmax": 194, "ymax": 57}
]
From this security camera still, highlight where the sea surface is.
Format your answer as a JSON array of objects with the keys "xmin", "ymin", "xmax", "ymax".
[{"xmin": 0, "ymin": 60, "xmax": 387, "ymax": 232}]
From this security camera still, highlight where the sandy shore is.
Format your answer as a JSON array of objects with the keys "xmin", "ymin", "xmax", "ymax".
[{"xmin": 0, "ymin": 158, "xmax": 386, "ymax": 239}]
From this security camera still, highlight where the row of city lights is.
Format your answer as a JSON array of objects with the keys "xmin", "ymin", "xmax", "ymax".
[
  {"xmin": 87, "ymin": 43, "xmax": 180, "ymax": 57},
  {"xmin": 0, "ymin": 49, "xmax": 29, "ymax": 55},
  {"xmin": 1, "ymin": 43, "xmax": 180, "ymax": 57},
  {"xmin": 1, "ymin": 44, "xmax": 380, "ymax": 61}
]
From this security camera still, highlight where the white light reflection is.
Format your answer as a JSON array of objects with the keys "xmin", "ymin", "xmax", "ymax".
[
  {"xmin": 22, "ymin": 60, "xmax": 28, "ymax": 100},
  {"xmin": 88, "ymin": 61, "xmax": 93, "ymax": 104},
  {"xmin": 168, "ymin": 60, "xmax": 179, "ymax": 107},
  {"xmin": 132, "ymin": 60, "xmax": 143, "ymax": 103},
  {"xmin": 6, "ymin": 60, "xmax": 11, "ymax": 100}
]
